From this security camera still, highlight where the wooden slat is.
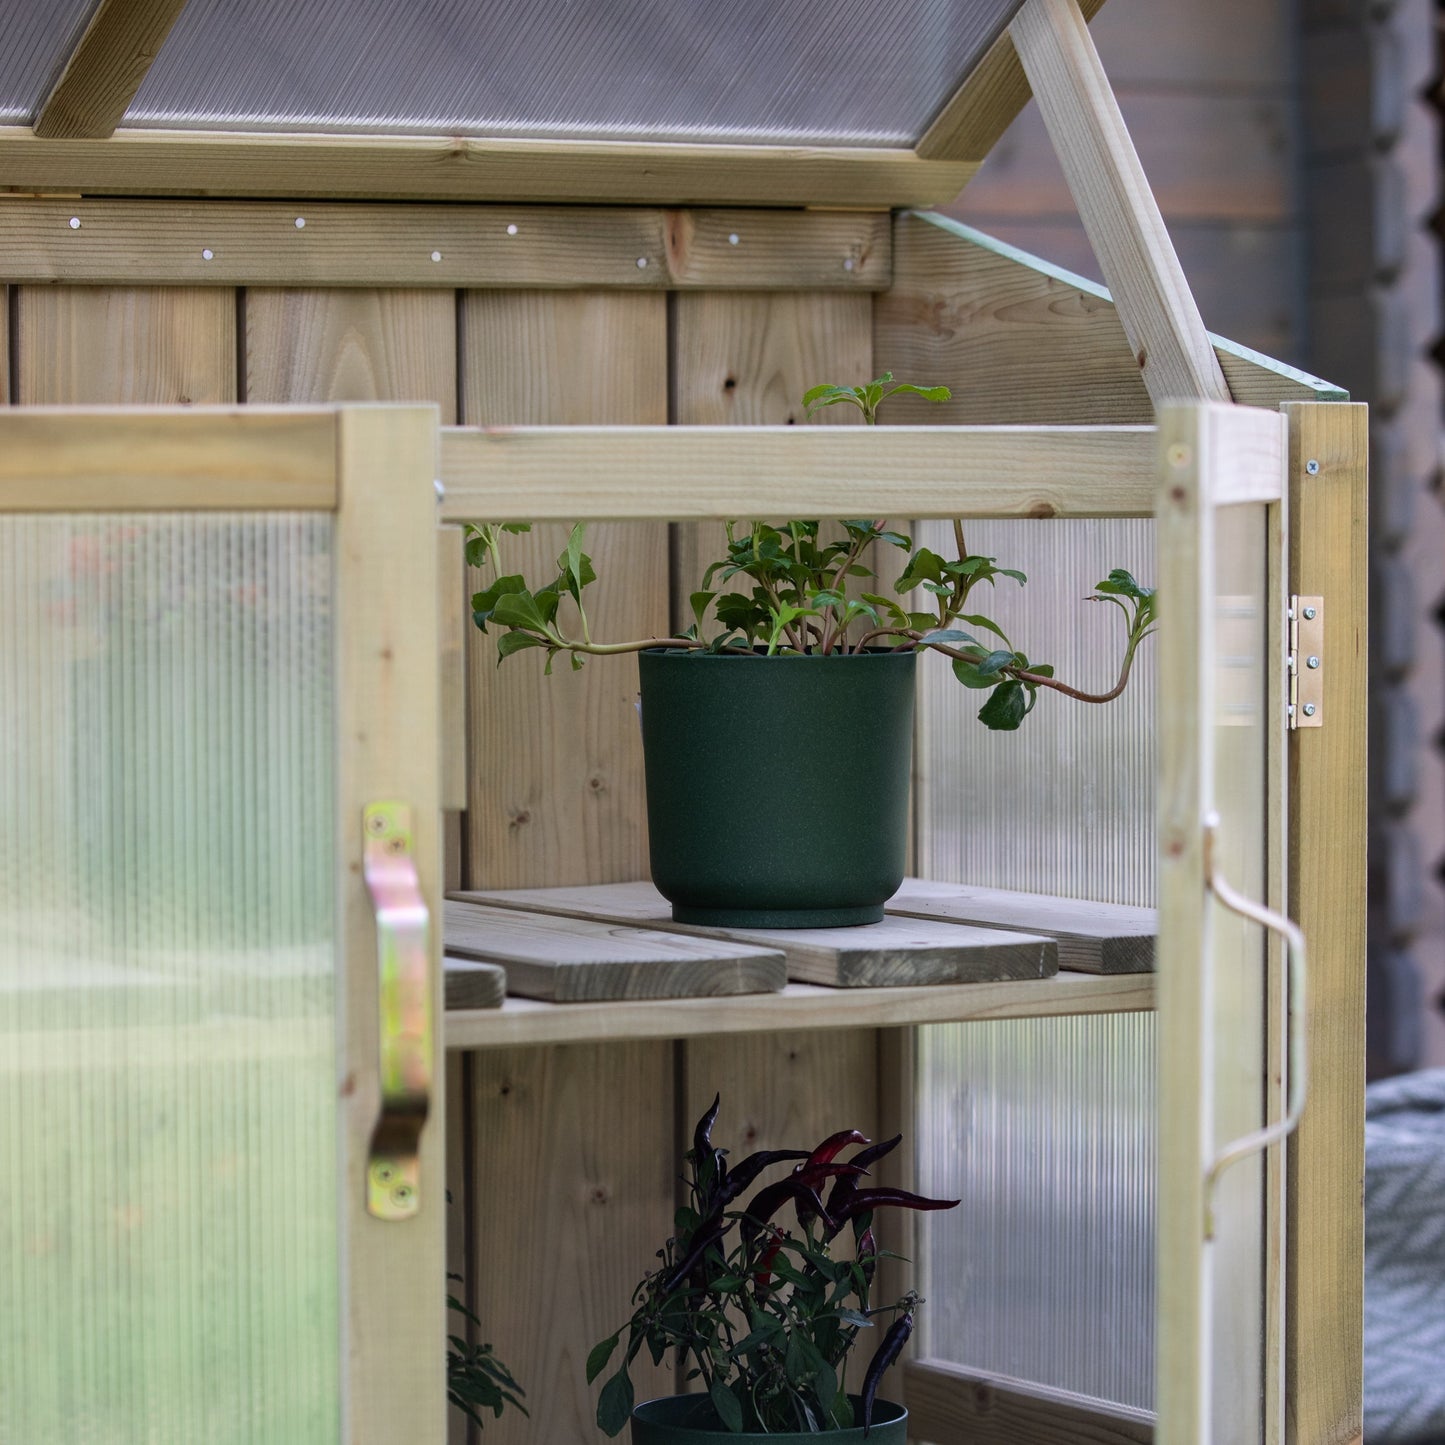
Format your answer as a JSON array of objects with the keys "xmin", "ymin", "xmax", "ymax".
[
  {"xmin": 1154, "ymin": 401, "xmax": 1215, "ymax": 1445},
  {"xmin": 874, "ymin": 213, "xmax": 1344, "ymax": 426},
  {"xmin": 467, "ymin": 1042, "xmax": 675, "ymax": 1445},
  {"xmin": 3, "ymin": 199, "xmax": 891, "ymax": 291},
  {"xmin": 460, "ymin": 291, "xmax": 668, "ymax": 891},
  {"xmin": 445, "ymin": 900, "xmax": 786, "ymax": 1001},
  {"xmin": 444, "ymin": 1051, "xmax": 473, "ymax": 1445},
  {"xmin": 446, "ymin": 975, "xmax": 1156, "ymax": 1050},
  {"xmin": 0, "ymin": 408, "xmax": 336, "ymax": 509},
  {"xmin": 1008, "ymin": 0, "xmax": 1230, "ymax": 407},
  {"xmin": 333, "ymin": 405, "xmax": 445, "ymax": 1445},
  {"xmin": 916, "ymin": 0, "xmax": 1108, "ymax": 162},
  {"xmin": 886, "ymin": 878, "xmax": 1155, "ymax": 973},
  {"xmin": 15, "ymin": 285, "xmax": 234, "ymax": 404},
  {"xmin": 450, "ymin": 882, "xmax": 1057, "ymax": 988},
  {"xmin": 441, "ymin": 423, "xmax": 1161, "ymax": 522},
  {"xmin": 1284, "ymin": 402, "xmax": 1367, "ymax": 1445},
  {"xmin": 0, "ymin": 127, "xmax": 974, "ymax": 208},
  {"xmin": 437, "ymin": 528, "xmax": 467, "ymax": 814},
  {"xmin": 668, "ymin": 290, "xmax": 872, "ymax": 630},
  {"xmin": 0, "ymin": 286, "xmax": 8, "ymax": 405},
  {"xmin": 243, "ymin": 290, "xmax": 456, "ymax": 415},
  {"xmin": 443, "ymin": 958, "xmax": 506, "ymax": 1012},
  {"xmin": 32, "ymin": 0, "xmax": 191, "ymax": 140},
  {"xmin": 904, "ymin": 1358, "xmax": 1154, "ymax": 1444}
]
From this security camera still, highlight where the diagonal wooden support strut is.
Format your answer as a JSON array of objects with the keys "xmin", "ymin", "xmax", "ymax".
[{"xmin": 1009, "ymin": 0, "xmax": 1232, "ymax": 408}]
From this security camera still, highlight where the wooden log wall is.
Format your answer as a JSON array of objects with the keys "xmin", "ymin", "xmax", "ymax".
[{"xmin": 0, "ymin": 247, "xmax": 910, "ymax": 1444}]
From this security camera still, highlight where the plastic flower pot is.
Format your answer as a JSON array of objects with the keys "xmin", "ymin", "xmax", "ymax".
[{"xmin": 637, "ymin": 648, "xmax": 916, "ymax": 928}]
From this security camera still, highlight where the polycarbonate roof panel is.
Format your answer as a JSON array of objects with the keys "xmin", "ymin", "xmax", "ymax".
[
  {"xmin": 124, "ymin": 0, "xmax": 1022, "ymax": 146},
  {"xmin": 0, "ymin": 0, "xmax": 99, "ymax": 123}
]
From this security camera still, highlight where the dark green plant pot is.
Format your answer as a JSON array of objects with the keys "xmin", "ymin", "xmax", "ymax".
[
  {"xmin": 637, "ymin": 649, "xmax": 916, "ymax": 928},
  {"xmin": 630, "ymin": 1395, "xmax": 907, "ymax": 1442}
]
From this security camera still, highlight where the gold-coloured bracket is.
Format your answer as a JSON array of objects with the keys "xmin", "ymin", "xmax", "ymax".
[
  {"xmin": 362, "ymin": 801, "xmax": 432, "ymax": 1222},
  {"xmin": 1201, "ymin": 815, "xmax": 1308, "ymax": 1240},
  {"xmin": 1288, "ymin": 596, "xmax": 1324, "ymax": 729}
]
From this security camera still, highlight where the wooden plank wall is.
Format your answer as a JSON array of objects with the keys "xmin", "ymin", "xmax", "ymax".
[
  {"xmin": 942, "ymin": 0, "xmax": 1301, "ymax": 363},
  {"xmin": 5, "ymin": 263, "xmax": 915, "ymax": 1444}
]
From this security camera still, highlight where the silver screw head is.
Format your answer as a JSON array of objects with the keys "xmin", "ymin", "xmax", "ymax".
[
  {"xmin": 1306, "ymin": 459, "xmax": 1320, "ymax": 475},
  {"xmin": 506, "ymin": 223, "xmax": 518, "ymax": 235},
  {"xmin": 1302, "ymin": 606, "xmax": 1317, "ymax": 619},
  {"xmin": 201, "ymin": 248, "xmax": 214, "ymax": 260},
  {"xmin": 1303, "ymin": 703, "xmax": 1317, "ymax": 717},
  {"xmin": 1307, "ymin": 655, "xmax": 1321, "ymax": 669},
  {"xmin": 294, "ymin": 216, "xmax": 306, "ymax": 228},
  {"xmin": 68, "ymin": 216, "xmax": 81, "ymax": 229}
]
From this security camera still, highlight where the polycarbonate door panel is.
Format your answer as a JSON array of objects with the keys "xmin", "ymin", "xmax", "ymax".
[{"xmin": 0, "ymin": 513, "xmax": 339, "ymax": 1444}]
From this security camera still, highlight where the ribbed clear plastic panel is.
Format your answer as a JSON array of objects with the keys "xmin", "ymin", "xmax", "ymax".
[
  {"xmin": 0, "ymin": 0, "xmax": 98, "ymax": 122},
  {"xmin": 916, "ymin": 518, "xmax": 1156, "ymax": 907},
  {"xmin": 0, "ymin": 514, "xmax": 338, "ymax": 1444},
  {"xmin": 126, "ymin": 0, "xmax": 1019, "ymax": 144},
  {"xmin": 917, "ymin": 1013, "xmax": 1156, "ymax": 1407}
]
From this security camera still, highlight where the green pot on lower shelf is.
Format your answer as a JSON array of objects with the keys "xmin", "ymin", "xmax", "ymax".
[
  {"xmin": 637, "ymin": 648, "xmax": 916, "ymax": 929},
  {"xmin": 630, "ymin": 1395, "xmax": 908, "ymax": 1443}
]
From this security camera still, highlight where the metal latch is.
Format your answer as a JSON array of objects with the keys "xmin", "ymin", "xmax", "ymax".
[
  {"xmin": 1287, "ymin": 596, "xmax": 1323, "ymax": 729},
  {"xmin": 362, "ymin": 802, "xmax": 433, "ymax": 1221}
]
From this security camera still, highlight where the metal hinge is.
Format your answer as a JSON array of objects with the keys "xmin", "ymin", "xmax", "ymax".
[{"xmin": 1287, "ymin": 595, "xmax": 1324, "ymax": 729}]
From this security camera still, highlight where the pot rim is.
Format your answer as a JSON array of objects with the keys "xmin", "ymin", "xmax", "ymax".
[{"xmin": 639, "ymin": 646, "xmax": 917, "ymax": 662}]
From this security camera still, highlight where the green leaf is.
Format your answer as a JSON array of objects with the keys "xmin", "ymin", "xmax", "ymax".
[
  {"xmin": 470, "ymin": 573, "xmax": 528, "ymax": 631},
  {"xmin": 564, "ymin": 522, "xmax": 585, "ymax": 589},
  {"xmin": 491, "ymin": 590, "xmax": 549, "ymax": 632},
  {"xmin": 999, "ymin": 568, "xmax": 1027, "ymax": 585},
  {"xmin": 689, "ymin": 591, "xmax": 715, "ymax": 627},
  {"xmin": 500, "ymin": 521, "xmax": 531, "ymax": 535},
  {"xmin": 978, "ymin": 679, "xmax": 1029, "ymax": 731},
  {"xmin": 974, "ymin": 648, "xmax": 1017, "ymax": 678},
  {"xmin": 951, "ymin": 655, "xmax": 995, "ymax": 689},
  {"xmin": 957, "ymin": 612, "xmax": 1014, "ymax": 648},
  {"xmin": 918, "ymin": 628, "xmax": 976, "ymax": 646},
  {"xmin": 882, "ymin": 382, "xmax": 951, "ymax": 404},
  {"xmin": 709, "ymin": 1380, "xmax": 744, "ymax": 1433},
  {"xmin": 497, "ymin": 631, "xmax": 548, "ymax": 660},
  {"xmin": 596, "ymin": 1369, "xmax": 634, "ymax": 1438},
  {"xmin": 586, "ymin": 1333, "xmax": 620, "ymax": 1386}
]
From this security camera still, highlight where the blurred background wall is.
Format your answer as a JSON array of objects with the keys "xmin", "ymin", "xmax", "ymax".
[{"xmin": 937, "ymin": 0, "xmax": 1445, "ymax": 1074}]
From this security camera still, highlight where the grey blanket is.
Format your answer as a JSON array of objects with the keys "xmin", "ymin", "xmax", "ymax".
[{"xmin": 1366, "ymin": 1068, "xmax": 1445, "ymax": 1444}]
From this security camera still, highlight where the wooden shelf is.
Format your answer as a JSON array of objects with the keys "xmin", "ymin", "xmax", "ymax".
[{"xmin": 444, "ymin": 971, "xmax": 1155, "ymax": 1050}]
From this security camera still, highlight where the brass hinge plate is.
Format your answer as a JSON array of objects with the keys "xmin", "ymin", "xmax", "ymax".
[{"xmin": 1288, "ymin": 596, "xmax": 1324, "ymax": 729}]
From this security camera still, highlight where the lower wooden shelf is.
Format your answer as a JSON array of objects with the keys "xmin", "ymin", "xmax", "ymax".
[{"xmin": 443, "ymin": 970, "xmax": 1155, "ymax": 1050}]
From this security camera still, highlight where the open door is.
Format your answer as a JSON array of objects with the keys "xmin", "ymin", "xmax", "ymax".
[
  {"xmin": 0, "ymin": 405, "xmax": 444, "ymax": 1445},
  {"xmin": 1157, "ymin": 400, "xmax": 1294, "ymax": 1445}
]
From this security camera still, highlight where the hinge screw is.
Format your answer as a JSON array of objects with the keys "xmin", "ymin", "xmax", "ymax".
[
  {"xmin": 1305, "ymin": 459, "xmax": 1320, "ymax": 475},
  {"xmin": 1303, "ymin": 703, "xmax": 1317, "ymax": 717},
  {"xmin": 1302, "ymin": 606, "xmax": 1317, "ymax": 619},
  {"xmin": 1306, "ymin": 655, "xmax": 1321, "ymax": 669}
]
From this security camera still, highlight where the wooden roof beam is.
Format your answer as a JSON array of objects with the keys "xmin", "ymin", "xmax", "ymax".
[
  {"xmin": 1008, "ymin": 0, "xmax": 1230, "ymax": 406},
  {"xmin": 915, "ymin": 0, "xmax": 1106, "ymax": 163},
  {"xmin": 33, "ymin": 0, "xmax": 191, "ymax": 140}
]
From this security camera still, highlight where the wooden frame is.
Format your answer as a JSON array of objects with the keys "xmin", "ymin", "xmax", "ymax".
[
  {"xmin": 0, "ymin": 198, "xmax": 892, "ymax": 291},
  {"xmin": 0, "ymin": 404, "xmax": 447, "ymax": 1445},
  {"xmin": 438, "ymin": 417, "xmax": 1284, "ymax": 524}
]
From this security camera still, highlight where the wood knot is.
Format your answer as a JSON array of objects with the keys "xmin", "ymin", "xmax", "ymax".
[
  {"xmin": 723, "ymin": 375, "xmax": 737, "ymax": 390},
  {"xmin": 1136, "ymin": 348, "xmax": 1147, "ymax": 370},
  {"xmin": 1026, "ymin": 501, "xmax": 1057, "ymax": 519},
  {"xmin": 509, "ymin": 808, "xmax": 530, "ymax": 828},
  {"xmin": 591, "ymin": 1186, "xmax": 609, "ymax": 1205},
  {"xmin": 588, "ymin": 774, "xmax": 606, "ymax": 793}
]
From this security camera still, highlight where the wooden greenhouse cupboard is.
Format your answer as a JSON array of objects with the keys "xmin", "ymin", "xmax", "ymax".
[
  {"xmin": 0, "ymin": 405, "xmax": 447, "ymax": 1445},
  {"xmin": 0, "ymin": 2, "xmax": 1365, "ymax": 1444}
]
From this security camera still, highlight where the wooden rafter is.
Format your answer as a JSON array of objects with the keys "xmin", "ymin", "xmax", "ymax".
[
  {"xmin": 915, "ymin": 0, "xmax": 1106, "ymax": 162},
  {"xmin": 33, "ymin": 0, "xmax": 193, "ymax": 140},
  {"xmin": 1008, "ymin": 0, "xmax": 1230, "ymax": 406}
]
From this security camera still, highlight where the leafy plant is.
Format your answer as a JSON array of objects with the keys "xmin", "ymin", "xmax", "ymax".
[
  {"xmin": 447, "ymin": 1191, "xmax": 527, "ymax": 1430},
  {"xmin": 587, "ymin": 1097, "xmax": 958, "ymax": 1436},
  {"xmin": 465, "ymin": 374, "xmax": 1156, "ymax": 731}
]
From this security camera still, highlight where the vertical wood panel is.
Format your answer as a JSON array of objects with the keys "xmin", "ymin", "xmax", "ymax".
[
  {"xmin": 461, "ymin": 291, "xmax": 668, "ymax": 889},
  {"xmin": 469, "ymin": 1043, "xmax": 675, "ymax": 1445},
  {"xmin": 15, "ymin": 286, "xmax": 235, "ymax": 403},
  {"xmin": 1, "ymin": 286, "xmax": 9, "ymax": 404},
  {"xmin": 243, "ymin": 290, "xmax": 457, "ymax": 418},
  {"xmin": 444, "ymin": 1051, "xmax": 471, "ymax": 1445},
  {"xmin": 1285, "ymin": 402, "xmax": 1367, "ymax": 1445},
  {"xmin": 668, "ymin": 291, "xmax": 871, "ymax": 626}
]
